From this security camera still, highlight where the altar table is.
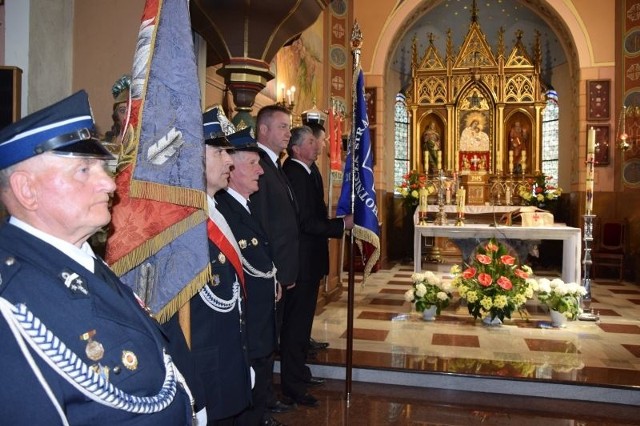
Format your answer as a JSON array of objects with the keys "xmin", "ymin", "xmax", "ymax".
[{"xmin": 413, "ymin": 223, "xmax": 582, "ymax": 284}]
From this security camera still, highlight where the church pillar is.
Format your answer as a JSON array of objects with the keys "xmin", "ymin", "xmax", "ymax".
[{"xmin": 496, "ymin": 104, "xmax": 505, "ymax": 173}]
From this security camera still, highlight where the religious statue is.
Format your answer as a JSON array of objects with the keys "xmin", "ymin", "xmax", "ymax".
[
  {"xmin": 459, "ymin": 119, "xmax": 490, "ymax": 151},
  {"xmin": 509, "ymin": 120, "xmax": 528, "ymax": 174},
  {"xmin": 421, "ymin": 122, "xmax": 441, "ymax": 172}
]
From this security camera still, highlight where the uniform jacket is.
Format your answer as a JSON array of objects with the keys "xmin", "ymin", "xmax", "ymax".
[
  {"xmin": 215, "ymin": 190, "xmax": 277, "ymax": 359},
  {"xmin": 0, "ymin": 222, "xmax": 192, "ymax": 425},
  {"xmin": 189, "ymin": 223, "xmax": 252, "ymax": 421},
  {"xmin": 283, "ymin": 159, "xmax": 344, "ymax": 283},
  {"xmin": 249, "ymin": 149, "xmax": 299, "ymax": 285}
]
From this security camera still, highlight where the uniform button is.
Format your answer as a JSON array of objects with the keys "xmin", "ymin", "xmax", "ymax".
[
  {"xmin": 4, "ymin": 257, "xmax": 15, "ymax": 266},
  {"xmin": 113, "ymin": 366, "xmax": 122, "ymax": 374}
]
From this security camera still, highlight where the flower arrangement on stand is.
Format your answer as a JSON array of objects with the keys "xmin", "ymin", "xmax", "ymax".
[
  {"xmin": 452, "ymin": 238, "xmax": 537, "ymax": 323},
  {"xmin": 396, "ymin": 170, "xmax": 432, "ymax": 209},
  {"xmin": 404, "ymin": 271, "xmax": 453, "ymax": 319},
  {"xmin": 536, "ymin": 278, "xmax": 587, "ymax": 323},
  {"xmin": 518, "ymin": 172, "xmax": 562, "ymax": 209}
]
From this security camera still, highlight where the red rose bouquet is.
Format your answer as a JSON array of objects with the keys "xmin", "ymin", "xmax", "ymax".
[{"xmin": 451, "ymin": 238, "xmax": 537, "ymax": 322}]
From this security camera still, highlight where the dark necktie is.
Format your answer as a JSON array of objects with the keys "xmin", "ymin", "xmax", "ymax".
[
  {"xmin": 93, "ymin": 257, "xmax": 122, "ymax": 294},
  {"xmin": 277, "ymin": 158, "xmax": 295, "ymax": 203}
]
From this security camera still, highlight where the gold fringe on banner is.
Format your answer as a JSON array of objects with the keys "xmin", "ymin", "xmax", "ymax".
[
  {"xmin": 155, "ymin": 266, "xmax": 210, "ymax": 324},
  {"xmin": 110, "ymin": 209, "xmax": 208, "ymax": 276},
  {"xmin": 130, "ymin": 179, "xmax": 208, "ymax": 210},
  {"xmin": 352, "ymin": 224, "xmax": 380, "ymax": 284}
]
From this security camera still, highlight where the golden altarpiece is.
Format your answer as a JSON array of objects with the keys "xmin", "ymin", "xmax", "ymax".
[
  {"xmin": 405, "ymin": 10, "xmax": 548, "ymax": 262},
  {"xmin": 406, "ymin": 11, "xmax": 547, "ymax": 205}
]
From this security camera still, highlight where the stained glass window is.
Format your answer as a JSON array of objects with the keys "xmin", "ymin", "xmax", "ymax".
[
  {"xmin": 542, "ymin": 90, "xmax": 559, "ymax": 185},
  {"xmin": 394, "ymin": 93, "xmax": 410, "ymax": 191}
]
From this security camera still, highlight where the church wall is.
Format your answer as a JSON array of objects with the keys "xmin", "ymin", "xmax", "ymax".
[{"xmin": 74, "ymin": 0, "xmax": 143, "ymax": 137}]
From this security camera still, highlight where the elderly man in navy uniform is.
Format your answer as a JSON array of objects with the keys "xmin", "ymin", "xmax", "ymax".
[
  {"xmin": 215, "ymin": 127, "xmax": 283, "ymax": 426},
  {"xmin": 0, "ymin": 91, "xmax": 195, "ymax": 424},
  {"xmin": 189, "ymin": 108, "xmax": 253, "ymax": 424}
]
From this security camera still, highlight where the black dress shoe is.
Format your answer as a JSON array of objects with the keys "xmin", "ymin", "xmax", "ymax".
[
  {"xmin": 262, "ymin": 416, "xmax": 286, "ymax": 426},
  {"xmin": 268, "ymin": 400, "xmax": 296, "ymax": 413},
  {"xmin": 285, "ymin": 392, "xmax": 319, "ymax": 407},
  {"xmin": 309, "ymin": 337, "xmax": 329, "ymax": 350},
  {"xmin": 305, "ymin": 376, "xmax": 325, "ymax": 387}
]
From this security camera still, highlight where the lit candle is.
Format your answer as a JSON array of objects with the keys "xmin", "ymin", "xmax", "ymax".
[
  {"xmin": 437, "ymin": 151, "xmax": 442, "ymax": 170},
  {"xmin": 586, "ymin": 127, "xmax": 596, "ymax": 214}
]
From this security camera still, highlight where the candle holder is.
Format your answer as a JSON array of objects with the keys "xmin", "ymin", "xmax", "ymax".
[{"xmin": 578, "ymin": 214, "xmax": 599, "ymax": 321}]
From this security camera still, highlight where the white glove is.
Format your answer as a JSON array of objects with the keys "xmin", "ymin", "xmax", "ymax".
[{"xmin": 194, "ymin": 408, "xmax": 207, "ymax": 426}]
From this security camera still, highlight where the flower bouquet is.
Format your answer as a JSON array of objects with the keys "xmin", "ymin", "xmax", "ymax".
[
  {"xmin": 404, "ymin": 271, "xmax": 453, "ymax": 315},
  {"xmin": 536, "ymin": 278, "xmax": 586, "ymax": 320},
  {"xmin": 452, "ymin": 238, "xmax": 537, "ymax": 322},
  {"xmin": 518, "ymin": 172, "xmax": 562, "ymax": 209},
  {"xmin": 396, "ymin": 170, "xmax": 433, "ymax": 209}
]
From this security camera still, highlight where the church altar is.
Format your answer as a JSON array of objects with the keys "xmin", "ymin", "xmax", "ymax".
[{"xmin": 413, "ymin": 223, "xmax": 582, "ymax": 284}]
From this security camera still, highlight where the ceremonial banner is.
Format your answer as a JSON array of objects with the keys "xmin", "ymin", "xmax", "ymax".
[
  {"xmin": 106, "ymin": 0, "xmax": 210, "ymax": 323},
  {"xmin": 337, "ymin": 69, "xmax": 380, "ymax": 280}
]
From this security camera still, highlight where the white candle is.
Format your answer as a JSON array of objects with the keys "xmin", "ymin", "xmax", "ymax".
[
  {"xmin": 437, "ymin": 151, "xmax": 442, "ymax": 170},
  {"xmin": 508, "ymin": 150, "xmax": 514, "ymax": 173},
  {"xmin": 586, "ymin": 127, "xmax": 596, "ymax": 214},
  {"xmin": 424, "ymin": 150, "xmax": 429, "ymax": 175},
  {"xmin": 419, "ymin": 187, "xmax": 428, "ymax": 213}
]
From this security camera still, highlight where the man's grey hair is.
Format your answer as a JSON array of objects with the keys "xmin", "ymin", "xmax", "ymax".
[
  {"xmin": 0, "ymin": 165, "xmax": 15, "ymax": 189},
  {"xmin": 286, "ymin": 126, "xmax": 314, "ymax": 157}
]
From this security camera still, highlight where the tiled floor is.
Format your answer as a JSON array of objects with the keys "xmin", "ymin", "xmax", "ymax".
[
  {"xmin": 272, "ymin": 378, "xmax": 640, "ymax": 425},
  {"xmin": 270, "ymin": 262, "xmax": 640, "ymax": 424},
  {"xmin": 307, "ymin": 262, "xmax": 640, "ymax": 387}
]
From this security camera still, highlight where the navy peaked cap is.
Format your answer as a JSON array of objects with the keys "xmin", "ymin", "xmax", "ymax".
[
  {"xmin": 203, "ymin": 107, "xmax": 234, "ymax": 149},
  {"xmin": 228, "ymin": 127, "xmax": 259, "ymax": 152},
  {"xmin": 0, "ymin": 90, "xmax": 113, "ymax": 169}
]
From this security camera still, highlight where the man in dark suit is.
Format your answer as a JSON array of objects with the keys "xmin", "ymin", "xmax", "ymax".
[
  {"xmin": 281, "ymin": 126, "xmax": 353, "ymax": 407},
  {"xmin": 215, "ymin": 128, "xmax": 283, "ymax": 426},
  {"xmin": 249, "ymin": 105, "xmax": 299, "ymax": 415},
  {"xmin": 189, "ymin": 108, "xmax": 253, "ymax": 424},
  {"xmin": 0, "ymin": 91, "xmax": 195, "ymax": 424}
]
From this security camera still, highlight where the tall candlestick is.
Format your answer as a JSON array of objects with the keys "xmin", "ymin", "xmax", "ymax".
[
  {"xmin": 586, "ymin": 127, "xmax": 596, "ymax": 214},
  {"xmin": 437, "ymin": 151, "xmax": 442, "ymax": 170}
]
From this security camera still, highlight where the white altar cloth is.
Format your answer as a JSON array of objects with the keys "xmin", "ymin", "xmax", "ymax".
[{"xmin": 413, "ymin": 223, "xmax": 582, "ymax": 284}]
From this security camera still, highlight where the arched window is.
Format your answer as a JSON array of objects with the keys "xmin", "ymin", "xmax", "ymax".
[
  {"xmin": 541, "ymin": 90, "xmax": 559, "ymax": 184},
  {"xmin": 394, "ymin": 93, "xmax": 410, "ymax": 191}
]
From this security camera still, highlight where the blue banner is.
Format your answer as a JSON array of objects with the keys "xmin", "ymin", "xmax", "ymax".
[{"xmin": 337, "ymin": 69, "xmax": 380, "ymax": 279}]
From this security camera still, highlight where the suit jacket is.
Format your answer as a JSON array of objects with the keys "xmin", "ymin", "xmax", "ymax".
[
  {"xmin": 283, "ymin": 159, "xmax": 344, "ymax": 283},
  {"xmin": 215, "ymin": 190, "xmax": 277, "ymax": 359},
  {"xmin": 249, "ymin": 149, "xmax": 299, "ymax": 285},
  {"xmin": 0, "ymin": 222, "xmax": 192, "ymax": 425},
  {"xmin": 189, "ymin": 227, "xmax": 252, "ymax": 420}
]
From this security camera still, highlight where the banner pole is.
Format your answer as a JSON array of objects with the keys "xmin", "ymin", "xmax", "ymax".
[{"xmin": 345, "ymin": 19, "xmax": 363, "ymax": 405}]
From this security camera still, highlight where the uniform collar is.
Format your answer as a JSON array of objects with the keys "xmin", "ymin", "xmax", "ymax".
[{"xmin": 8, "ymin": 216, "xmax": 96, "ymax": 272}]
